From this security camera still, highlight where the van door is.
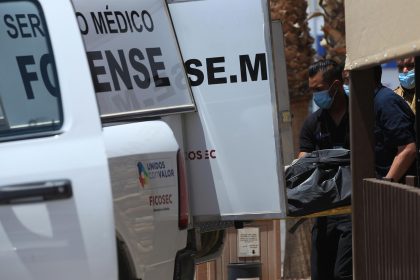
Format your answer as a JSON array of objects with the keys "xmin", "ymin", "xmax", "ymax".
[
  {"xmin": 0, "ymin": 1, "xmax": 117, "ymax": 280},
  {"xmin": 169, "ymin": 0, "xmax": 288, "ymax": 221}
]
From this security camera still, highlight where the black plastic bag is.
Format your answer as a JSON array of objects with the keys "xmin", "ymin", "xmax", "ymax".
[{"xmin": 285, "ymin": 149, "xmax": 351, "ymax": 217}]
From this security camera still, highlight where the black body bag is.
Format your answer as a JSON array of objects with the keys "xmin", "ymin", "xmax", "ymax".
[{"xmin": 285, "ymin": 149, "xmax": 351, "ymax": 217}]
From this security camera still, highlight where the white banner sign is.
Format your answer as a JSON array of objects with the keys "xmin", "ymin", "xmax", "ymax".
[
  {"xmin": 169, "ymin": 0, "xmax": 286, "ymax": 220},
  {"xmin": 72, "ymin": 0, "xmax": 195, "ymax": 118}
]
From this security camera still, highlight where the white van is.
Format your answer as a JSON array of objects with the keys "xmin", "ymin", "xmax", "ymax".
[
  {"xmin": 0, "ymin": 0, "xmax": 117, "ymax": 279},
  {"xmin": 0, "ymin": 0, "xmax": 289, "ymax": 279}
]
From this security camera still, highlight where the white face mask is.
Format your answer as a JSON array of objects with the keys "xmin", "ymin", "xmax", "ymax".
[
  {"xmin": 343, "ymin": 84, "xmax": 349, "ymax": 96},
  {"xmin": 313, "ymin": 89, "xmax": 334, "ymax": 109},
  {"xmin": 313, "ymin": 83, "xmax": 338, "ymax": 109},
  {"xmin": 399, "ymin": 69, "xmax": 415, "ymax": 89}
]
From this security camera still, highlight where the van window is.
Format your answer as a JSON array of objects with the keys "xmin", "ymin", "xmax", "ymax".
[{"xmin": 0, "ymin": 0, "xmax": 62, "ymax": 140}]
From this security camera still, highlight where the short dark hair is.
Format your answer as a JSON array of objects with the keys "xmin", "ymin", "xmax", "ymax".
[{"xmin": 309, "ymin": 59, "xmax": 344, "ymax": 84}]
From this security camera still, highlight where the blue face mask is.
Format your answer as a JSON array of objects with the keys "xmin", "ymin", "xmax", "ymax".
[
  {"xmin": 313, "ymin": 89, "xmax": 334, "ymax": 109},
  {"xmin": 399, "ymin": 69, "xmax": 415, "ymax": 89},
  {"xmin": 343, "ymin": 84, "xmax": 350, "ymax": 96}
]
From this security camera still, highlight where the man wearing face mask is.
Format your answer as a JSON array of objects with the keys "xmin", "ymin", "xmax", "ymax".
[
  {"xmin": 394, "ymin": 56, "xmax": 415, "ymax": 113},
  {"xmin": 374, "ymin": 65, "xmax": 416, "ymax": 181},
  {"xmin": 299, "ymin": 59, "xmax": 352, "ymax": 280}
]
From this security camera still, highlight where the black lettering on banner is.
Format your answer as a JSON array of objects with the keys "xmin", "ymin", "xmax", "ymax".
[
  {"xmin": 147, "ymin": 48, "xmax": 170, "ymax": 87},
  {"xmin": 130, "ymin": 11, "xmax": 143, "ymax": 32},
  {"xmin": 40, "ymin": 54, "xmax": 58, "ymax": 97},
  {"xmin": 185, "ymin": 59, "xmax": 204, "ymax": 86},
  {"xmin": 80, "ymin": 9, "xmax": 154, "ymax": 35},
  {"xmin": 4, "ymin": 14, "xmax": 18, "ymax": 38},
  {"xmin": 4, "ymin": 14, "xmax": 44, "ymax": 38},
  {"xmin": 27, "ymin": 13, "xmax": 44, "ymax": 37},
  {"xmin": 240, "ymin": 53, "xmax": 267, "ymax": 82},
  {"xmin": 187, "ymin": 150, "xmax": 216, "ymax": 160},
  {"xmin": 84, "ymin": 47, "xmax": 169, "ymax": 92},
  {"xmin": 129, "ymin": 48, "xmax": 151, "ymax": 89},
  {"xmin": 141, "ymin": 10, "xmax": 153, "ymax": 32},
  {"xmin": 187, "ymin": 151, "xmax": 195, "ymax": 160},
  {"xmin": 91, "ymin": 12, "xmax": 107, "ymax": 34},
  {"xmin": 147, "ymin": 161, "xmax": 166, "ymax": 170},
  {"xmin": 210, "ymin": 150, "xmax": 216, "ymax": 159},
  {"xmin": 86, "ymin": 51, "xmax": 111, "ymax": 93},
  {"xmin": 16, "ymin": 14, "xmax": 30, "ymax": 38},
  {"xmin": 115, "ymin": 11, "xmax": 128, "ymax": 33},
  {"xmin": 124, "ymin": 11, "xmax": 134, "ymax": 32},
  {"xmin": 16, "ymin": 55, "xmax": 37, "ymax": 99},
  {"xmin": 104, "ymin": 7, "xmax": 118, "ymax": 34},
  {"xmin": 106, "ymin": 49, "xmax": 133, "ymax": 91},
  {"xmin": 16, "ymin": 54, "xmax": 57, "ymax": 98},
  {"xmin": 204, "ymin": 150, "xmax": 216, "ymax": 159},
  {"xmin": 76, "ymin": 12, "xmax": 88, "ymax": 35},
  {"xmin": 206, "ymin": 56, "xmax": 227, "ymax": 85},
  {"xmin": 149, "ymin": 194, "xmax": 173, "ymax": 206}
]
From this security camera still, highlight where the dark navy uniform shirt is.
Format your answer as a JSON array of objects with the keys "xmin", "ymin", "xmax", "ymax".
[
  {"xmin": 374, "ymin": 86, "xmax": 416, "ymax": 177},
  {"xmin": 299, "ymin": 108, "xmax": 350, "ymax": 153},
  {"xmin": 299, "ymin": 103, "xmax": 351, "ymax": 236}
]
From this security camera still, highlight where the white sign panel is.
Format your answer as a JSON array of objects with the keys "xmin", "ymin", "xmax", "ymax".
[
  {"xmin": 71, "ymin": 0, "xmax": 195, "ymax": 119},
  {"xmin": 237, "ymin": 228, "xmax": 260, "ymax": 257},
  {"xmin": 169, "ymin": 0, "xmax": 287, "ymax": 220}
]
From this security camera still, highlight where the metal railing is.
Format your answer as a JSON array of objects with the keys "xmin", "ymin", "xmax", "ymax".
[{"xmin": 357, "ymin": 178, "xmax": 420, "ymax": 279}]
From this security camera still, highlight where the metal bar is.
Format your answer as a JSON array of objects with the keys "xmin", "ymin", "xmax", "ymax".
[
  {"xmin": 406, "ymin": 175, "xmax": 416, "ymax": 186},
  {"xmin": 415, "ymin": 56, "xmax": 420, "ymax": 187},
  {"xmin": 361, "ymin": 179, "xmax": 420, "ymax": 279},
  {"xmin": 350, "ymin": 68, "xmax": 376, "ymax": 279}
]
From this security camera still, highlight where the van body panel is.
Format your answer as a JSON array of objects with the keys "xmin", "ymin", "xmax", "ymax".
[
  {"xmin": 104, "ymin": 120, "xmax": 187, "ymax": 279},
  {"xmin": 1, "ymin": 0, "xmax": 289, "ymax": 279}
]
